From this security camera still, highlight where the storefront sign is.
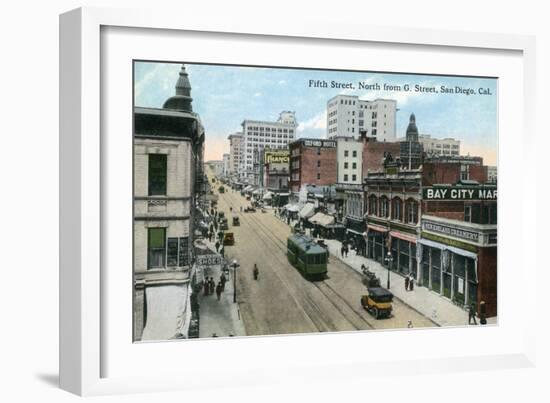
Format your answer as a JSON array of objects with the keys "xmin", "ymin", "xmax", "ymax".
[
  {"xmin": 303, "ymin": 139, "xmax": 336, "ymax": 148},
  {"xmin": 265, "ymin": 150, "xmax": 290, "ymax": 164},
  {"xmin": 196, "ymin": 254, "xmax": 222, "ymax": 266},
  {"xmin": 421, "ymin": 232, "xmax": 478, "ymax": 253},
  {"xmin": 423, "ymin": 186, "xmax": 497, "ymax": 200},
  {"xmin": 423, "ymin": 221, "xmax": 479, "ymax": 242}
]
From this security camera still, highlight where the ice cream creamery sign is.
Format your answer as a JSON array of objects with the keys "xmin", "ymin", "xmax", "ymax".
[{"xmin": 423, "ymin": 186, "xmax": 497, "ymax": 201}]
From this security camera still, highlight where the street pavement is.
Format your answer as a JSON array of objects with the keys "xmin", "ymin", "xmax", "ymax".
[
  {"xmin": 322, "ymin": 239, "xmax": 497, "ymax": 327},
  {"xmin": 211, "ymin": 180, "xmax": 436, "ymax": 336}
]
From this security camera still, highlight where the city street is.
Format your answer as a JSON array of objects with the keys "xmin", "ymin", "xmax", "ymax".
[{"xmin": 209, "ymin": 174, "xmax": 436, "ymax": 336}]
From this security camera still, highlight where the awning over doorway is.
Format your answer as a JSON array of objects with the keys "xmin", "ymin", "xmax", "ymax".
[
  {"xmin": 389, "ymin": 231, "xmax": 417, "ymax": 244},
  {"xmin": 141, "ymin": 284, "xmax": 190, "ymax": 341},
  {"xmin": 298, "ymin": 203, "xmax": 315, "ymax": 219},
  {"xmin": 309, "ymin": 212, "xmax": 335, "ymax": 227}
]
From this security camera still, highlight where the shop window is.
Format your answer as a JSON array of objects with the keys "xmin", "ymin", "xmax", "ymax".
[
  {"xmin": 147, "ymin": 227, "xmax": 166, "ymax": 269},
  {"xmin": 431, "ymin": 248, "xmax": 441, "ymax": 293},
  {"xmin": 148, "ymin": 154, "xmax": 167, "ymax": 196}
]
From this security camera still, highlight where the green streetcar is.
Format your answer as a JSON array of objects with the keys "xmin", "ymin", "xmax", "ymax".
[{"xmin": 287, "ymin": 234, "xmax": 328, "ymax": 280}]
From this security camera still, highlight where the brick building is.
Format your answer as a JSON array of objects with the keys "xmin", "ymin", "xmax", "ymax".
[
  {"xmin": 364, "ymin": 154, "xmax": 497, "ymax": 317},
  {"xmin": 289, "ymin": 138, "xmax": 337, "ymax": 195}
]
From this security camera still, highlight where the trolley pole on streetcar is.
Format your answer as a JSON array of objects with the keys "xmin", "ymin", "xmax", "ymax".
[{"xmin": 232, "ymin": 259, "xmax": 239, "ymax": 303}]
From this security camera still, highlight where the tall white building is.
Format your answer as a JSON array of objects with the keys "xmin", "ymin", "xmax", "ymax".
[
  {"xmin": 327, "ymin": 95, "xmax": 397, "ymax": 141},
  {"xmin": 336, "ymin": 137, "xmax": 363, "ymax": 184},
  {"xmin": 241, "ymin": 111, "xmax": 297, "ymax": 182},
  {"xmin": 228, "ymin": 132, "xmax": 243, "ymax": 176}
]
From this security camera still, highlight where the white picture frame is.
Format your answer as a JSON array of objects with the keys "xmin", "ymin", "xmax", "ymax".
[{"xmin": 60, "ymin": 6, "xmax": 537, "ymax": 396}]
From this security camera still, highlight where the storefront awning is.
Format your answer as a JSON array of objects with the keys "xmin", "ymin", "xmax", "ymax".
[
  {"xmin": 263, "ymin": 191, "xmax": 273, "ymax": 199},
  {"xmin": 309, "ymin": 212, "xmax": 335, "ymax": 227},
  {"xmin": 390, "ymin": 231, "xmax": 417, "ymax": 244},
  {"xmin": 141, "ymin": 284, "xmax": 190, "ymax": 341},
  {"xmin": 346, "ymin": 228, "xmax": 366, "ymax": 236},
  {"xmin": 252, "ymin": 189, "xmax": 261, "ymax": 195},
  {"xmin": 283, "ymin": 203, "xmax": 300, "ymax": 212},
  {"xmin": 298, "ymin": 203, "xmax": 315, "ymax": 218},
  {"xmin": 368, "ymin": 224, "xmax": 388, "ymax": 233}
]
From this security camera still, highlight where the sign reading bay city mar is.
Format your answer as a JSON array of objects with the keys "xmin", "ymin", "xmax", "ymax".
[
  {"xmin": 423, "ymin": 186, "xmax": 497, "ymax": 200},
  {"xmin": 265, "ymin": 150, "xmax": 290, "ymax": 164}
]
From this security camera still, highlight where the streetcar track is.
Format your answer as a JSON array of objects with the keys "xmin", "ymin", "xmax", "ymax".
[
  {"xmin": 220, "ymin": 191, "xmax": 373, "ymax": 332},
  {"xmin": 219, "ymin": 192, "xmax": 333, "ymax": 332},
  {"xmin": 244, "ymin": 209, "xmax": 374, "ymax": 330}
]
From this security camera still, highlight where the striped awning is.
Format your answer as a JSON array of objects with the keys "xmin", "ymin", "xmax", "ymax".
[
  {"xmin": 389, "ymin": 231, "xmax": 417, "ymax": 244},
  {"xmin": 367, "ymin": 224, "xmax": 388, "ymax": 233}
]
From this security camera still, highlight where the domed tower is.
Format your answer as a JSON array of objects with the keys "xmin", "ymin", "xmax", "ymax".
[
  {"xmin": 405, "ymin": 113, "xmax": 419, "ymax": 142},
  {"xmin": 400, "ymin": 112, "xmax": 423, "ymax": 169},
  {"xmin": 163, "ymin": 64, "xmax": 193, "ymax": 112}
]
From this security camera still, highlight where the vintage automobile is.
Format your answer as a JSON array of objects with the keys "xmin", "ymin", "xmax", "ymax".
[
  {"xmin": 218, "ymin": 185, "xmax": 225, "ymax": 193},
  {"xmin": 243, "ymin": 206, "xmax": 256, "ymax": 213},
  {"xmin": 232, "ymin": 216, "xmax": 240, "ymax": 226},
  {"xmin": 223, "ymin": 232, "xmax": 235, "ymax": 246},
  {"xmin": 361, "ymin": 266, "xmax": 381, "ymax": 288},
  {"xmin": 219, "ymin": 217, "xmax": 229, "ymax": 230},
  {"xmin": 360, "ymin": 287, "xmax": 393, "ymax": 319}
]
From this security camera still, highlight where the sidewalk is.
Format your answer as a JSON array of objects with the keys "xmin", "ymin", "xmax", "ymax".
[
  {"xmin": 197, "ymin": 239, "xmax": 246, "ymax": 338},
  {"xmin": 323, "ymin": 239, "xmax": 497, "ymax": 327}
]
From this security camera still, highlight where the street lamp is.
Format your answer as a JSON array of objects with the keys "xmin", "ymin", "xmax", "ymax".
[
  {"xmin": 384, "ymin": 251, "xmax": 393, "ymax": 289},
  {"xmin": 232, "ymin": 259, "xmax": 239, "ymax": 303}
]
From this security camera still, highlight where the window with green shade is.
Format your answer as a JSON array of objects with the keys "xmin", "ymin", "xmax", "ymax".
[
  {"xmin": 148, "ymin": 154, "xmax": 167, "ymax": 196},
  {"xmin": 148, "ymin": 228, "xmax": 166, "ymax": 269}
]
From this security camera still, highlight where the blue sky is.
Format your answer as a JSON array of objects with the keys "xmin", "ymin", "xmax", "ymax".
[{"xmin": 134, "ymin": 61, "xmax": 498, "ymax": 165}]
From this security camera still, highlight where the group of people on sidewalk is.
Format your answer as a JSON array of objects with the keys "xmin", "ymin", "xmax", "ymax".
[
  {"xmin": 404, "ymin": 274, "xmax": 415, "ymax": 291},
  {"xmin": 202, "ymin": 273, "xmax": 227, "ymax": 301}
]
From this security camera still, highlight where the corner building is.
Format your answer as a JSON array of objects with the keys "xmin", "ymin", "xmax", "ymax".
[{"xmin": 133, "ymin": 65, "xmax": 205, "ymax": 341}]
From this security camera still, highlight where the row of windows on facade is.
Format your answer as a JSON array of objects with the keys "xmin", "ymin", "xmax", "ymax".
[
  {"xmin": 246, "ymin": 127, "xmax": 294, "ymax": 133},
  {"xmin": 430, "ymin": 143, "xmax": 459, "ymax": 149},
  {"xmin": 246, "ymin": 133, "xmax": 294, "ymax": 139},
  {"xmin": 364, "ymin": 196, "xmax": 420, "ymax": 224},
  {"xmin": 366, "ymin": 195, "xmax": 497, "ymax": 225},
  {"xmin": 147, "ymin": 227, "xmax": 190, "ymax": 269}
]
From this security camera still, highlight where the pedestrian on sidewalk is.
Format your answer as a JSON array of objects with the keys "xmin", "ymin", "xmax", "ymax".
[
  {"xmin": 409, "ymin": 275, "xmax": 414, "ymax": 291},
  {"xmin": 216, "ymin": 282, "xmax": 222, "ymax": 301},
  {"xmin": 240, "ymin": 206, "xmax": 243, "ymax": 212},
  {"xmin": 215, "ymin": 241, "xmax": 220, "ymax": 252},
  {"xmin": 404, "ymin": 275, "xmax": 410, "ymax": 291},
  {"xmin": 209, "ymin": 277, "xmax": 215, "ymax": 295},
  {"xmin": 253, "ymin": 264, "xmax": 259, "ymax": 280},
  {"xmin": 203, "ymin": 279, "xmax": 209, "ymax": 296},
  {"xmin": 220, "ymin": 273, "xmax": 227, "ymax": 291},
  {"xmin": 340, "ymin": 244, "xmax": 345, "ymax": 257},
  {"xmin": 468, "ymin": 303, "xmax": 477, "ymax": 325},
  {"xmin": 208, "ymin": 231, "xmax": 212, "ymax": 242}
]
